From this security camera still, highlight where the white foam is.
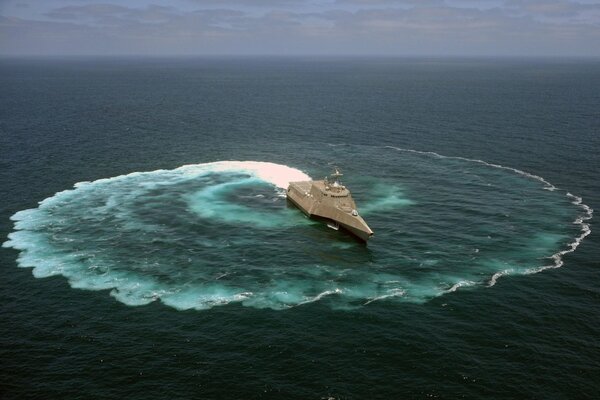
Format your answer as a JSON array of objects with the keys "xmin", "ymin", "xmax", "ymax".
[
  {"xmin": 385, "ymin": 146, "xmax": 559, "ymax": 190},
  {"xmin": 488, "ymin": 269, "xmax": 513, "ymax": 287},
  {"xmin": 445, "ymin": 280, "xmax": 477, "ymax": 293},
  {"xmin": 4, "ymin": 153, "xmax": 593, "ymax": 310},
  {"xmin": 521, "ymin": 192, "xmax": 592, "ymax": 275},
  {"xmin": 363, "ymin": 288, "xmax": 406, "ymax": 305},
  {"xmin": 296, "ymin": 288, "xmax": 343, "ymax": 306},
  {"xmin": 44, "ymin": 161, "xmax": 310, "ymax": 208},
  {"xmin": 2, "ymin": 160, "xmax": 316, "ymax": 310},
  {"xmin": 160, "ymin": 286, "xmax": 253, "ymax": 310},
  {"xmin": 177, "ymin": 161, "xmax": 311, "ymax": 189},
  {"xmin": 387, "ymin": 146, "xmax": 594, "ymax": 286}
]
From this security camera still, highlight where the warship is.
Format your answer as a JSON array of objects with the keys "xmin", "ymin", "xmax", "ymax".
[{"xmin": 287, "ymin": 168, "xmax": 374, "ymax": 241}]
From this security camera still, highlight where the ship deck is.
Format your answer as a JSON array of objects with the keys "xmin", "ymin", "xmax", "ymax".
[{"xmin": 288, "ymin": 181, "xmax": 313, "ymax": 193}]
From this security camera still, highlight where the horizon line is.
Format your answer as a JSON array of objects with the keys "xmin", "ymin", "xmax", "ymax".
[{"xmin": 2, "ymin": 54, "xmax": 600, "ymax": 60}]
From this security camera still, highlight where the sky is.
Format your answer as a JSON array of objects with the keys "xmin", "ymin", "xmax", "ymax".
[{"xmin": 0, "ymin": 0, "xmax": 599, "ymax": 56}]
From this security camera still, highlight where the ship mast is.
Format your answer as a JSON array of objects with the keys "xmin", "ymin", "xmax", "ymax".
[{"xmin": 330, "ymin": 167, "xmax": 343, "ymax": 190}]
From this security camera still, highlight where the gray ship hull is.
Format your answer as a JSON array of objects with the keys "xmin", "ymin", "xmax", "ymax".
[{"xmin": 287, "ymin": 178, "xmax": 373, "ymax": 242}]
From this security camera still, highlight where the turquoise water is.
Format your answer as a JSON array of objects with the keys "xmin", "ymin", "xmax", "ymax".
[
  {"xmin": 4, "ymin": 147, "xmax": 590, "ymax": 311},
  {"xmin": 1, "ymin": 57, "xmax": 598, "ymax": 399}
]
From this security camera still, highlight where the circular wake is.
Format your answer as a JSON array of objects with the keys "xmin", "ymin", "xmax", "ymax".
[{"xmin": 3, "ymin": 151, "xmax": 592, "ymax": 310}]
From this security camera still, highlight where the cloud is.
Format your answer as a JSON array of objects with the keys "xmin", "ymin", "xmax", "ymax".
[
  {"xmin": 507, "ymin": 0, "xmax": 600, "ymax": 21},
  {"xmin": 334, "ymin": 0, "xmax": 444, "ymax": 5},
  {"xmin": 45, "ymin": 4, "xmax": 178, "ymax": 25},
  {"xmin": 1, "ymin": 0, "xmax": 599, "ymax": 55}
]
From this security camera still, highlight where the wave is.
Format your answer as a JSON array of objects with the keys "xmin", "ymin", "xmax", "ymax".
[
  {"xmin": 3, "ymin": 153, "xmax": 591, "ymax": 310},
  {"xmin": 385, "ymin": 146, "xmax": 593, "ymax": 288}
]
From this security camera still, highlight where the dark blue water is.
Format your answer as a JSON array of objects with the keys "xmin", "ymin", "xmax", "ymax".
[{"xmin": 1, "ymin": 57, "xmax": 599, "ymax": 399}]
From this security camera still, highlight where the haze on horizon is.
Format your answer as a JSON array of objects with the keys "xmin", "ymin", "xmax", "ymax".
[{"xmin": 1, "ymin": 0, "xmax": 599, "ymax": 57}]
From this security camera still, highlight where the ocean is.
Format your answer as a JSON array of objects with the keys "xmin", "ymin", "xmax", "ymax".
[{"xmin": 1, "ymin": 57, "xmax": 598, "ymax": 399}]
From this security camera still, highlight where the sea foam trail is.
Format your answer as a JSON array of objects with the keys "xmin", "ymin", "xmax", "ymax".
[
  {"xmin": 3, "ymin": 153, "xmax": 590, "ymax": 310},
  {"xmin": 386, "ymin": 146, "xmax": 594, "ymax": 288},
  {"xmin": 58, "ymin": 161, "xmax": 310, "ymax": 195},
  {"xmin": 2, "ymin": 161, "xmax": 315, "ymax": 311},
  {"xmin": 177, "ymin": 161, "xmax": 311, "ymax": 190}
]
